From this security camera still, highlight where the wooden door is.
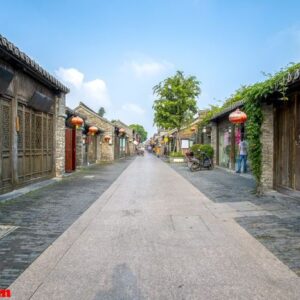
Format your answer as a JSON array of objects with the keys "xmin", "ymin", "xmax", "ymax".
[
  {"xmin": 17, "ymin": 104, "xmax": 54, "ymax": 184},
  {"xmin": 114, "ymin": 136, "xmax": 120, "ymax": 159},
  {"xmin": 0, "ymin": 98, "xmax": 12, "ymax": 194},
  {"xmin": 275, "ymin": 94, "xmax": 300, "ymax": 191},
  {"xmin": 295, "ymin": 94, "xmax": 300, "ymax": 190},
  {"xmin": 276, "ymin": 99, "xmax": 294, "ymax": 189},
  {"xmin": 65, "ymin": 128, "xmax": 73, "ymax": 172}
]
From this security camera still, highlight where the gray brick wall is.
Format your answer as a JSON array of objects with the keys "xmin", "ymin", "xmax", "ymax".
[
  {"xmin": 76, "ymin": 130, "xmax": 84, "ymax": 167},
  {"xmin": 75, "ymin": 105, "xmax": 115, "ymax": 162},
  {"xmin": 55, "ymin": 93, "xmax": 66, "ymax": 176},
  {"xmin": 260, "ymin": 103, "xmax": 274, "ymax": 190}
]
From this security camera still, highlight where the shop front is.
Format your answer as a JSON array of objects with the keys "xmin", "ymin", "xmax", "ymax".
[
  {"xmin": 210, "ymin": 101, "xmax": 249, "ymax": 172},
  {"xmin": 218, "ymin": 121, "xmax": 245, "ymax": 170},
  {"xmin": 119, "ymin": 136, "xmax": 127, "ymax": 158}
]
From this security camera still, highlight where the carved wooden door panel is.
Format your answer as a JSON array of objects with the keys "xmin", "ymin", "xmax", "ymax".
[
  {"xmin": 276, "ymin": 100, "xmax": 294, "ymax": 189},
  {"xmin": 17, "ymin": 103, "xmax": 53, "ymax": 184},
  {"xmin": 0, "ymin": 98, "xmax": 12, "ymax": 193}
]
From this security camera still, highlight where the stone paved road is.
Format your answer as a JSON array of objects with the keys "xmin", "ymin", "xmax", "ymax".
[
  {"xmin": 169, "ymin": 162, "xmax": 300, "ymax": 276},
  {"xmin": 10, "ymin": 154, "xmax": 300, "ymax": 300},
  {"xmin": 0, "ymin": 157, "xmax": 134, "ymax": 288}
]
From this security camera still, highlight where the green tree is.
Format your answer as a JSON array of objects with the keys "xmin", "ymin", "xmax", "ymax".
[
  {"xmin": 129, "ymin": 124, "xmax": 148, "ymax": 142},
  {"xmin": 153, "ymin": 70, "xmax": 200, "ymax": 150},
  {"xmin": 98, "ymin": 107, "xmax": 106, "ymax": 117}
]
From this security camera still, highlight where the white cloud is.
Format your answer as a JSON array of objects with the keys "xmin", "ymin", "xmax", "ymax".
[
  {"xmin": 56, "ymin": 67, "xmax": 84, "ymax": 88},
  {"xmin": 123, "ymin": 60, "xmax": 174, "ymax": 77},
  {"xmin": 55, "ymin": 67, "xmax": 110, "ymax": 111},
  {"xmin": 122, "ymin": 103, "xmax": 145, "ymax": 115}
]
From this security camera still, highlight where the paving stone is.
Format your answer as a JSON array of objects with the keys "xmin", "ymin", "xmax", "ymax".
[
  {"xmin": 169, "ymin": 162, "xmax": 300, "ymax": 277},
  {"xmin": 0, "ymin": 158, "xmax": 134, "ymax": 288},
  {"xmin": 9, "ymin": 154, "xmax": 300, "ymax": 300}
]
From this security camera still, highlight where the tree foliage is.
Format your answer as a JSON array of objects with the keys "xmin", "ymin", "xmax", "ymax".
[
  {"xmin": 129, "ymin": 124, "xmax": 148, "ymax": 142},
  {"xmin": 98, "ymin": 107, "xmax": 106, "ymax": 117},
  {"xmin": 152, "ymin": 71, "xmax": 200, "ymax": 132},
  {"xmin": 190, "ymin": 144, "xmax": 214, "ymax": 159}
]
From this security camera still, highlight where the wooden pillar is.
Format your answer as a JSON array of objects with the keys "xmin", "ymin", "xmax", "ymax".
[{"xmin": 11, "ymin": 96, "xmax": 18, "ymax": 186}]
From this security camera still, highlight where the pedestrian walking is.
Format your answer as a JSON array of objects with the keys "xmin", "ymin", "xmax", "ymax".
[{"xmin": 236, "ymin": 137, "xmax": 248, "ymax": 173}]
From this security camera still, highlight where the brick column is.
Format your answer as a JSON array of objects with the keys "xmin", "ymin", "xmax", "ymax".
[
  {"xmin": 111, "ymin": 133, "xmax": 115, "ymax": 161},
  {"xmin": 210, "ymin": 122, "xmax": 218, "ymax": 165},
  {"xmin": 260, "ymin": 103, "xmax": 274, "ymax": 190},
  {"xmin": 96, "ymin": 135, "xmax": 102, "ymax": 163},
  {"xmin": 55, "ymin": 93, "xmax": 66, "ymax": 176},
  {"xmin": 76, "ymin": 130, "xmax": 83, "ymax": 168}
]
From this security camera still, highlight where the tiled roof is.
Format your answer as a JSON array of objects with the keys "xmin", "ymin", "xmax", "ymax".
[
  {"xmin": 210, "ymin": 100, "xmax": 245, "ymax": 121},
  {"xmin": 112, "ymin": 120, "xmax": 131, "ymax": 130},
  {"xmin": 0, "ymin": 34, "xmax": 69, "ymax": 93},
  {"xmin": 75, "ymin": 102, "xmax": 115, "ymax": 126}
]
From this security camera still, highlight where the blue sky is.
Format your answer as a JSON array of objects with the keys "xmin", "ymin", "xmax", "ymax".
[{"xmin": 1, "ymin": 0, "xmax": 300, "ymax": 136}]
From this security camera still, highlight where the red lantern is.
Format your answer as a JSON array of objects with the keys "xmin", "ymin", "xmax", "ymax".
[
  {"xmin": 190, "ymin": 126, "xmax": 196, "ymax": 132},
  {"xmin": 229, "ymin": 109, "xmax": 247, "ymax": 124},
  {"xmin": 71, "ymin": 116, "xmax": 83, "ymax": 129},
  {"xmin": 89, "ymin": 126, "xmax": 98, "ymax": 136}
]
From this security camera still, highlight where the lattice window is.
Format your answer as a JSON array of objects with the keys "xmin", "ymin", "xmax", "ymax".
[
  {"xmin": 1, "ymin": 104, "xmax": 10, "ymax": 150},
  {"xmin": 17, "ymin": 109, "xmax": 23, "ymax": 150},
  {"xmin": 48, "ymin": 118, "xmax": 53, "ymax": 149},
  {"xmin": 35, "ymin": 115, "xmax": 42, "ymax": 149},
  {"xmin": 25, "ymin": 111, "xmax": 31, "ymax": 149},
  {"xmin": 31, "ymin": 114, "xmax": 35, "ymax": 149},
  {"xmin": 43, "ymin": 116, "xmax": 47, "ymax": 149}
]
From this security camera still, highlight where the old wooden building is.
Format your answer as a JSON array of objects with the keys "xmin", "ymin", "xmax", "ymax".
[
  {"xmin": 209, "ymin": 101, "xmax": 245, "ymax": 170},
  {"xmin": 74, "ymin": 102, "xmax": 115, "ymax": 165},
  {"xmin": 209, "ymin": 71, "xmax": 300, "ymax": 196},
  {"xmin": 0, "ymin": 35, "xmax": 69, "ymax": 194},
  {"xmin": 262, "ymin": 73, "xmax": 300, "ymax": 195},
  {"xmin": 112, "ymin": 120, "xmax": 134, "ymax": 159}
]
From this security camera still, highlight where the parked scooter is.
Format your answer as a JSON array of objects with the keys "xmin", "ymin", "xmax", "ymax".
[{"xmin": 187, "ymin": 150, "xmax": 212, "ymax": 172}]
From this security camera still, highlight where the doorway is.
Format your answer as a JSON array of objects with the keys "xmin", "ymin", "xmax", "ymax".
[
  {"xmin": 275, "ymin": 93, "xmax": 300, "ymax": 192},
  {"xmin": 65, "ymin": 128, "xmax": 76, "ymax": 172}
]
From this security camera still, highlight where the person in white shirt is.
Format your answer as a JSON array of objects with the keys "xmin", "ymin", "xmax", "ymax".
[{"xmin": 236, "ymin": 137, "xmax": 248, "ymax": 173}]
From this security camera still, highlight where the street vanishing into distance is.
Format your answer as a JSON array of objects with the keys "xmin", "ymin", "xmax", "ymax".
[{"xmin": 1, "ymin": 1, "xmax": 300, "ymax": 299}]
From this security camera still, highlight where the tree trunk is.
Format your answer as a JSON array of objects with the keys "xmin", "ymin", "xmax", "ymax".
[{"xmin": 176, "ymin": 129, "xmax": 181, "ymax": 153}]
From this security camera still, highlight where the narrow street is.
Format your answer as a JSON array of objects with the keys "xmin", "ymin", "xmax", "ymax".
[{"xmin": 9, "ymin": 154, "xmax": 300, "ymax": 300}]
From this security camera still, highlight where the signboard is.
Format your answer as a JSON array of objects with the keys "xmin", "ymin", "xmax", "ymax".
[{"xmin": 181, "ymin": 139, "xmax": 189, "ymax": 149}]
